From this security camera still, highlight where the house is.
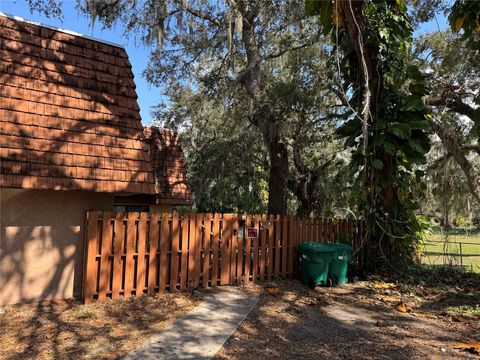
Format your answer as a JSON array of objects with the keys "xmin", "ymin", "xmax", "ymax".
[{"xmin": 0, "ymin": 13, "xmax": 191, "ymax": 305}]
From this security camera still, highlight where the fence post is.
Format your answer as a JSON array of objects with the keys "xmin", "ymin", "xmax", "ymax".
[
  {"xmin": 83, "ymin": 211, "xmax": 99, "ymax": 303},
  {"xmin": 459, "ymin": 242, "xmax": 463, "ymax": 268}
]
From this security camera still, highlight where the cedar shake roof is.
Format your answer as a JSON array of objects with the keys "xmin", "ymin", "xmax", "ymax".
[
  {"xmin": 0, "ymin": 14, "xmax": 160, "ymax": 194},
  {"xmin": 144, "ymin": 127, "xmax": 192, "ymax": 205}
]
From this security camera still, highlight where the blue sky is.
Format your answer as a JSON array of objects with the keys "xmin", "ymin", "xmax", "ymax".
[
  {"xmin": 1, "ymin": 1, "xmax": 448, "ymax": 125},
  {"xmin": 0, "ymin": 0, "xmax": 160, "ymax": 124}
]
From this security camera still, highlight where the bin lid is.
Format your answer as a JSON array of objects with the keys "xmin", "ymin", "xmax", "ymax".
[
  {"xmin": 298, "ymin": 242, "xmax": 352, "ymax": 253},
  {"xmin": 330, "ymin": 243, "xmax": 353, "ymax": 252},
  {"xmin": 297, "ymin": 242, "xmax": 337, "ymax": 253}
]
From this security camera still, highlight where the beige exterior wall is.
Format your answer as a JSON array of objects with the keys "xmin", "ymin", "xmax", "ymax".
[
  {"xmin": 0, "ymin": 188, "xmax": 114, "ymax": 305},
  {"xmin": 150, "ymin": 204, "xmax": 174, "ymax": 213}
]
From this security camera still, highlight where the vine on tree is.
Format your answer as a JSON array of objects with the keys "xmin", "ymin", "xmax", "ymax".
[{"xmin": 307, "ymin": 0, "xmax": 432, "ymax": 271}]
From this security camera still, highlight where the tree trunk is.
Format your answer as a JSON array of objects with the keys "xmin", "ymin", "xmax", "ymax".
[
  {"xmin": 240, "ymin": 9, "xmax": 289, "ymax": 215},
  {"xmin": 340, "ymin": 0, "xmax": 404, "ymax": 271},
  {"xmin": 266, "ymin": 134, "xmax": 289, "ymax": 215}
]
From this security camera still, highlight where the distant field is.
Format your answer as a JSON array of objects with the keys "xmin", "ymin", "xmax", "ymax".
[{"xmin": 421, "ymin": 229, "xmax": 480, "ymax": 272}]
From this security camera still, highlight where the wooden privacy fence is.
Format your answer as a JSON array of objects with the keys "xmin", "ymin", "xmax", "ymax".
[{"xmin": 82, "ymin": 212, "xmax": 364, "ymax": 303}]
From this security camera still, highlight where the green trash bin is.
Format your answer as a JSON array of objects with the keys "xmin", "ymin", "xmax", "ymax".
[
  {"xmin": 297, "ymin": 242, "xmax": 335, "ymax": 289},
  {"xmin": 328, "ymin": 243, "xmax": 352, "ymax": 286}
]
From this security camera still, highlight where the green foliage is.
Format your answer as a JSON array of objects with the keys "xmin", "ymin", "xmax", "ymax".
[
  {"xmin": 153, "ymin": 86, "xmax": 269, "ymax": 214},
  {"xmin": 449, "ymin": 0, "xmax": 480, "ymax": 51},
  {"xmin": 309, "ymin": 0, "xmax": 433, "ymax": 270}
]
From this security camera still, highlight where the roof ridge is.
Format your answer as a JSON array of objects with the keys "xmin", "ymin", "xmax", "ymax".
[
  {"xmin": 145, "ymin": 126, "xmax": 178, "ymax": 134},
  {"xmin": 0, "ymin": 11, "xmax": 125, "ymax": 49}
]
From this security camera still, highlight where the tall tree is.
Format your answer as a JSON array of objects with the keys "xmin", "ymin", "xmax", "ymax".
[
  {"xmin": 79, "ymin": 0, "xmax": 324, "ymax": 215},
  {"xmin": 307, "ymin": 0, "xmax": 432, "ymax": 270},
  {"xmin": 154, "ymin": 36, "xmax": 349, "ymax": 216},
  {"xmin": 414, "ymin": 10, "xmax": 480, "ymax": 204}
]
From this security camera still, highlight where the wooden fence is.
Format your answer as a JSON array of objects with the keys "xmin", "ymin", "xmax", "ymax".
[{"xmin": 82, "ymin": 212, "xmax": 364, "ymax": 303}]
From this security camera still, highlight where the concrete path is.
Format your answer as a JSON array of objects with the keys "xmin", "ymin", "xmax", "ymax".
[{"xmin": 123, "ymin": 287, "xmax": 258, "ymax": 360}]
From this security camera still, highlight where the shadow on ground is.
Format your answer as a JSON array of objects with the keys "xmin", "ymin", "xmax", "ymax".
[
  {"xmin": 214, "ymin": 276, "xmax": 480, "ymax": 360},
  {"xmin": 0, "ymin": 293, "xmax": 199, "ymax": 360}
]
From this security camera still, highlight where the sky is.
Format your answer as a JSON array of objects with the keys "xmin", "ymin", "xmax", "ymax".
[{"xmin": 0, "ymin": 0, "xmax": 449, "ymax": 125}]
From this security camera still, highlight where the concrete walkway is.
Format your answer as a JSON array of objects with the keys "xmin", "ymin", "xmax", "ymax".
[{"xmin": 123, "ymin": 287, "xmax": 258, "ymax": 360}]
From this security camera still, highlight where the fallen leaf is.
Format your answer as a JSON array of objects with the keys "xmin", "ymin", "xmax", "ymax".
[
  {"xmin": 265, "ymin": 287, "xmax": 280, "ymax": 295},
  {"xmin": 396, "ymin": 303, "xmax": 411, "ymax": 313},
  {"xmin": 453, "ymin": 341, "xmax": 480, "ymax": 355},
  {"xmin": 373, "ymin": 283, "xmax": 396, "ymax": 290},
  {"xmin": 379, "ymin": 296, "xmax": 401, "ymax": 304},
  {"xmin": 454, "ymin": 16, "xmax": 465, "ymax": 32}
]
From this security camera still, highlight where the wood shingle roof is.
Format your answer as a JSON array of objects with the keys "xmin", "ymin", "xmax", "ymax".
[
  {"xmin": 144, "ymin": 127, "xmax": 191, "ymax": 205},
  {"xmin": 0, "ymin": 14, "xmax": 191, "ymax": 199}
]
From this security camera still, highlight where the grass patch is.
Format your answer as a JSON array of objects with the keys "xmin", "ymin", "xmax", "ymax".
[
  {"xmin": 74, "ymin": 308, "xmax": 95, "ymax": 320},
  {"xmin": 444, "ymin": 304, "xmax": 480, "ymax": 319}
]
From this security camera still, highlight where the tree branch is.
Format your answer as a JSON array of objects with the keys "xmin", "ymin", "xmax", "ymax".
[
  {"xmin": 431, "ymin": 120, "xmax": 480, "ymax": 205},
  {"xmin": 263, "ymin": 39, "xmax": 318, "ymax": 60},
  {"xmin": 174, "ymin": 0, "xmax": 222, "ymax": 26},
  {"xmin": 423, "ymin": 93, "xmax": 480, "ymax": 123}
]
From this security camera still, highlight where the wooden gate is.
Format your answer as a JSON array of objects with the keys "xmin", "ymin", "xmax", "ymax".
[{"xmin": 82, "ymin": 212, "xmax": 363, "ymax": 303}]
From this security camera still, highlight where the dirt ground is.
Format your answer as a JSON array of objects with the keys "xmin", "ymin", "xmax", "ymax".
[
  {"xmin": 1, "ymin": 270, "xmax": 478, "ymax": 360},
  {"xmin": 0, "ymin": 293, "xmax": 200, "ymax": 360},
  {"xmin": 215, "ymin": 274, "xmax": 480, "ymax": 360}
]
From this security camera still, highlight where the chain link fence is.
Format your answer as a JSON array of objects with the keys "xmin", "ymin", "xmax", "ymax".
[{"xmin": 420, "ymin": 228, "xmax": 480, "ymax": 273}]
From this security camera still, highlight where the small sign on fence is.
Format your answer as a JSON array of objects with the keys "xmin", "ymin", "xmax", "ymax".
[{"xmin": 247, "ymin": 228, "xmax": 258, "ymax": 238}]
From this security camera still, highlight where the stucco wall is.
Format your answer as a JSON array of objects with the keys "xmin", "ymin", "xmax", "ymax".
[
  {"xmin": 150, "ymin": 204, "xmax": 174, "ymax": 213},
  {"xmin": 0, "ymin": 188, "xmax": 114, "ymax": 305}
]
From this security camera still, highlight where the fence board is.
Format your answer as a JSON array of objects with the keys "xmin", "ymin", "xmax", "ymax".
[
  {"xmin": 288, "ymin": 216, "xmax": 294, "ymax": 277},
  {"xmin": 282, "ymin": 216, "xmax": 287, "ymax": 277},
  {"xmin": 230, "ymin": 214, "xmax": 238, "ymax": 285},
  {"xmin": 244, "ymin": 215, "xmax": 251, "ymax": 285},
  {"xmin": 188, "ymin": 214, "xmax": 196, "ymax": 289},
  {"xmin": 274, "ymin": 215, "xmax": 281, "ymax": 278},
  {"xmin": 180, "ymin": 215, "xmax": 189, "ymax": 291},
  {"xmin": 267, "ymin": 215, "xmax": 274, "ymax": 280},
  {"xmin": 170, "ymin": 214, "xmax": 180, "ymax": 291},
  {"xmin": 293, "ymin": 217, "xmax": 299, "ymax": 277},
  {"xmin": 83, "ymin": 212, "xmax": 99, "ymax": 303},
  {"xmin": 112, "ymin": 212, "xmax": 125, "ymax": 299},
  {"xmin": 260, "ymin": 214, "xmax": 267, "ymax": 281},
  {"xmin": 124, "ymin": 212, "xmax": 137, "ymax": 299},
  {"xmin": 212, "ymin": 214, "xmax": 220, "ymax": 286},
  {"xmin": 252, "ymin": 215, "xmax": 259, "ymax": 283},
  {"xmin": 148, "ymin": 213, "xmax": 160, "ymax": 295},
  {"xmin": 221, "ymin": 214, "xmax": 232, "ymax": 285},
  {"xmin": 203, "ymin": 214, "xmax": 212, "ymax": 288},
  {"xmin": 98, "ymin": 212, "xmax": 112, "ymax": 301},
  {"xmin": 237, "ymin": 215, "xmax": 244, "ymax": 285},
  {"xmin": 135, "ymin": 212, "xmax": 147, "ymax": 297},
  {"xmin": 193, "ymin": 214, "xmax": 203, "ymax": 288},
  {"xmin": 159, "ymin": 214, "xmax": 169, "ymax": 292}
]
